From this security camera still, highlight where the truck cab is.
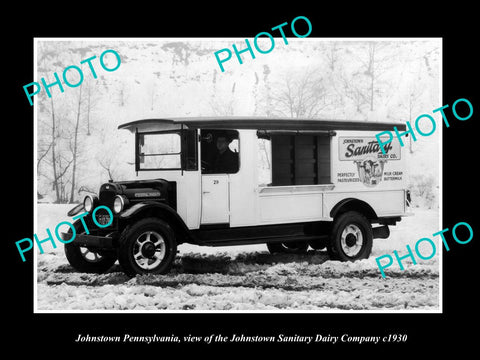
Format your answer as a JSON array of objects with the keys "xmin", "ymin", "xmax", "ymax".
[{"xmin": 63, "ymin": 117, "xmax": 410, "ymax": 276}]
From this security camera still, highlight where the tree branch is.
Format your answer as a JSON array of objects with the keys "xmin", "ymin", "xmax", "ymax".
[{"xmin": 37, "ymin": 141, "xmax": 53, "ymax": 168}]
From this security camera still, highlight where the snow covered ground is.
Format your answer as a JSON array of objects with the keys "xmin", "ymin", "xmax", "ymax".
[{"xmin": 35, "ymin": 204, "xmax": 440, "ymax": 311}]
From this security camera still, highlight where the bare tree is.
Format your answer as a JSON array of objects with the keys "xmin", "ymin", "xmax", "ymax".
[
  {"xmin": 37, "ymin": 94, "xmax": 75, "ymax": 203},
  {"xmin": 55, "ymin": 151, "xmax": 74, "ymax": 203},
  {"xmin": 37, "ymin": 136, "xmax": 53, "ymax": 170},
  {"xmin": 98, "ymin": 158, "xmax": 116, "ymax": 181},
  {"xmin": 209, "ymin": 82, "xmax": 236, "ymax": 116},
  {"xmin": 268, "ymin": 69, "xmax": 332, "ymax": 118},
  {"xmin": 396, "ymin": 77, "xmax": 426, "ymax": 153},
  {"xmin": 37, "ymin": 42, "xmax": 79, "ymax": 203},
  {"xmin": 65, "ymin": 59, "xmax": 99, "ymax": 202},
  {"xmin": 36, "ymin": 41, "xmax": 106, "ymax": 203},
  {"xmin": 325, "ymin": 42, "xmax": 339, "ymax": 72},
  {"xmin": 38, "ymin": 73, "xmax": 62, "ymax": 202},
  {"xmin": 84, "ymin": 79, "xmax": 100, "ymax": 136},
  {"xmin": 69, "ymin": 80, "xmax": 83, "ymax": 203},
  {"xmin": 78, "ymin": 185, "xmax": 97, "ymax": 194},
  {"xmin": 405, "ymin": 91, "xmax": 419, "ymax": 153},
  {"xmin": 96, "ymin": 124, "xmax": 129, "ymax": 183},
  {"xmin": 340, "ymin": 42, "xmax": 398, "ymax": 118}
]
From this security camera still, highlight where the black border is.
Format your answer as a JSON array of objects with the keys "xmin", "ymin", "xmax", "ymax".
[{"xmin": 6, "ymin": 5, "xmax": 479, "ymax": 354}]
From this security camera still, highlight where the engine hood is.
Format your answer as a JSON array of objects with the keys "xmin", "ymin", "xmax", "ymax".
[{"xmin": 98, "ymin": 179, "xmax": 176, "ymax": 209}]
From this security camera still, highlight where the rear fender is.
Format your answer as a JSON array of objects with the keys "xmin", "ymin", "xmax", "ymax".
[{"xmin": 330, "ymin": 198, "xmax": 378, "ymax": 221}]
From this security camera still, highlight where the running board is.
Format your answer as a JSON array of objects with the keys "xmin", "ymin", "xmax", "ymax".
[
  {"xmin": 191, "ymin": 222, "xmax": 328, "ymax": 247},
  {"xmin": 201, "ymin": 235, "xmax": 325, "ymax": 247}
]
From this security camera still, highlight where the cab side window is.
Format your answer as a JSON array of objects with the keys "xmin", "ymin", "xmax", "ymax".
[
  {"xmin": 200, "ymin": 130, "xmax": 239, "ymax": 174},
  {"xmin": 137, "ymin": 132, "xmax": 181, "ymax": 170}
]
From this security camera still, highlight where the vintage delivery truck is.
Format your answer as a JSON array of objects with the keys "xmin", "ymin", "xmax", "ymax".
[{"xmin": 63, "ymin": 117, "xmax": 411, "ymax": 276}]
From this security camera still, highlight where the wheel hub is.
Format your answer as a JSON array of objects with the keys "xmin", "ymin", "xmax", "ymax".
[
  {"xmin": 140, "ymin": 242, "xmax": 156, "ymax": 258},
  {"xmin": 340, "ymin": 224, "xmax": 364, "ymax": 257},
  {"xmin": 133, "ymin": 231, "xmax": 166, "ymax": 271},
  {"xmin": 345, "ymin": 233, "xmax": 357, "ymax": 247}
]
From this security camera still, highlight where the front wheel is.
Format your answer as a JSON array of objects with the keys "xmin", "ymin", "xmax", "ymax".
[
  {"xmin": 328, "ymin": 211, "xmax": 373, "ymax": 261},
  {"xmin": 117, "ymin": 218, "xmax": 177, "ymax": 277},
  {"xmin": 64, "ymin": 223, "xmax": 117, "ymax": 273}
]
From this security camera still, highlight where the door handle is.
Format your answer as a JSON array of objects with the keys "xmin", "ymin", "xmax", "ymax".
[{"xmin": 202, "ymin": 191, "xmax": 211, "ymax": 194}]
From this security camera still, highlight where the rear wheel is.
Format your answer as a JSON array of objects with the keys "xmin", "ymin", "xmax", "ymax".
[
  {"xmin": 328, "ymin": 211, "xmax": 373, "ymax": 261},
  {"xmin": 267, "ymin": 241, "xmax": 309, "ymax": 254},
  {"xmin": 117, "ymin": 218, "xmax": 177, "ymax": 277},
  {"xmin": 64, "ymin": 222, "xmax": 117, "ymax": 273}
]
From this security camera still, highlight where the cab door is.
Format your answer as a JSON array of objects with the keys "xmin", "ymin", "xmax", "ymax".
[
  {"xmin": 201, "ymin": 174, "xmax": 230, "ymax": 224},
  {"xmin": 199, "ymin": 129, "xmax": 240, "ymax": 225}
]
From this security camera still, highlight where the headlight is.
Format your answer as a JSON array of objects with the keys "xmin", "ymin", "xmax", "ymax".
[
  {"xmin": 113, "ymin": 195, "xmax": 125, "ymax": 214},
  {"xmin": 83, "ymin": 195, "xmax": 97, "ymax": 212}
]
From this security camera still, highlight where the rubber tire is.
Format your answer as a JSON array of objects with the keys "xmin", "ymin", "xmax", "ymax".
[
  {"xmin": 267, "ymin": 241, "xmax": 309, "ymax": 254},
  {"xmin": 64, "ymin": 221, "xmax": 117, "ymax": 273},
  {"xmin": 117, "ymin": 218, "xmax": 177, "ymax": 277},
  {"xmin": 328, "ymin": 211, "xmax": 373, "ymax": 261}
]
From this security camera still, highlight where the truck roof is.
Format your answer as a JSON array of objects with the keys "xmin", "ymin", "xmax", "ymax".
[{"xmin": 118, "ymin": 116, "xmax": 407, "ymax": 132}]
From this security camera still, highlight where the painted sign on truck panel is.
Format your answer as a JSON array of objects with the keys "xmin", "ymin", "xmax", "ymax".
[{"xmin": 337, "ymin": 137, "xmax": 402, "ymax": 188}]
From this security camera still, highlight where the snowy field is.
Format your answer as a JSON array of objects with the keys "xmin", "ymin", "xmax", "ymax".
[{"xmin": 35, "ymin": 204, "xmax": 440, "ymax": 311}]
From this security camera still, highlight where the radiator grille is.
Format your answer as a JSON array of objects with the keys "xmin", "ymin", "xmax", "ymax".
[{"xmin": 99, "ymin": 189, "xmax": 116, "ymax": 209}]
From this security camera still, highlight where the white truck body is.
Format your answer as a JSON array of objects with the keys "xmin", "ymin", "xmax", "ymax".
[{"xmin": 126, "ymin": 119, "xmax": 409, "ymax": 230}]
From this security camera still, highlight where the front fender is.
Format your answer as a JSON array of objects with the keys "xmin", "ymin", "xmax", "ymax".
[
  {"xmin": 118, "ymin": 201, "xmax": 184, "ymax": 225},
  {"xmin": 119, "ymin": 201, "xmax": 193, "ymax": 243},
  {"xmin": 118, "ymin": 202, "xmax": 161, "ymax": 219},
  {"xmin": 67, "ymin": 203, "xmax": 85, "ymax": 217}
]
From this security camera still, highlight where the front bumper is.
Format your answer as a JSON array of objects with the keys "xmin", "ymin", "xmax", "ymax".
[{"xmin": 60, "ymin": 232, "xmax": 115, "ymax": 249}]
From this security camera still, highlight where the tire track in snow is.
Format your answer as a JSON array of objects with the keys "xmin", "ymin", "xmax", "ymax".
[
  {"xmin": 40, "ymin": 257, "xmax": 439, "ymax": 290},
  {"xmin": 37, "ymin": 251, "xmax": 439, "ymax": 310},
  {"xmin": 37, "ymin": 276, "xmax": 439, "ymax": 310}
]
